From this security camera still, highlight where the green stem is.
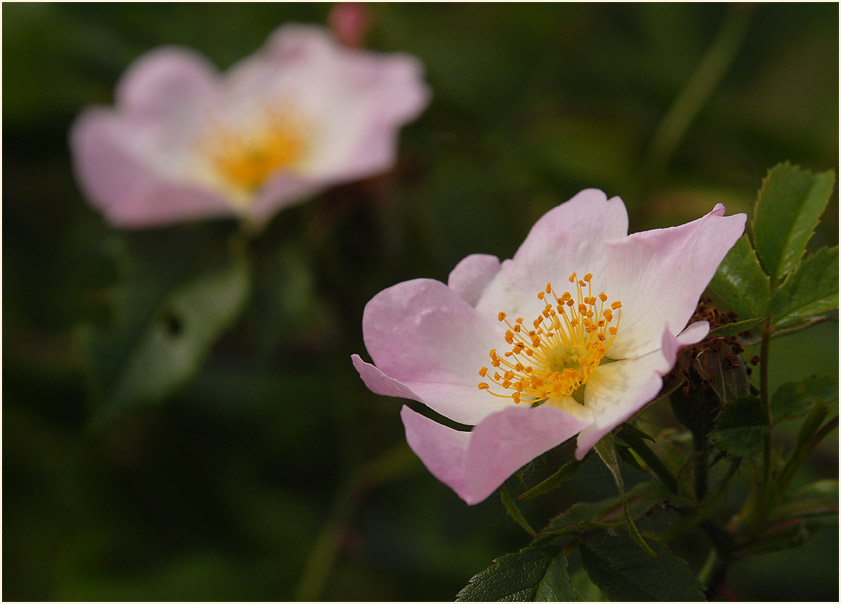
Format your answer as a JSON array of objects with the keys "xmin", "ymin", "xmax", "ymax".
[
  {"xmin": 693, "ymin": 432, "xmax": 709, "ymax": 501},
  {"xmin": 642, "ymin": 4, "xmax": 752, "ymax": 189},
  {"xmin": 759, "ymin": 319, "xmax": 773, "ymax": 509},
  {"xmin": 294, "ymin": 481, "xmax": 357, "ymax": 601},
  {"xmin": 621, "ymin": 431, "xmax": 678, "ymax": 493}
]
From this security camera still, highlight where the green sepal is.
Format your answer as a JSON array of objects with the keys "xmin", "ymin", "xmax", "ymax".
[
  {"xmin": 517, "ymin": 457, "xmax": 587, "ymax": 501},
  {"xmin": 594, "ymin": 435, "xmax": 657, "ymax": 558},
  {"xmin": 501, "ymin": 483, "xmax": 536, "ymax": 536},
  {"xmin": 708, "ymin": 317, "xmax": 765, "ymax": 337}
]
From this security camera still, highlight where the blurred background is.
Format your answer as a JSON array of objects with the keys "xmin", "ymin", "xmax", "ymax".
[{"xmin": 3, "ymin": 3, "xmax": 838, "ymax": 601}]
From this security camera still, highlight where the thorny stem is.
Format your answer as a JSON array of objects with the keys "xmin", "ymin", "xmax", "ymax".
[{"xmin": 758, "ymin": 318, "xmax": 773, "ymax": 521}]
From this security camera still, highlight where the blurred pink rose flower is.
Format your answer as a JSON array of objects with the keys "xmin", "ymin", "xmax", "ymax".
[
  {"xmin": 329, "ymin": 2, "xmax": 371, "ymax": 48},
  {"xmin": 352, "ymin": 190, "xmax": 745, "ymax": 504},
  {"xmin": 70, "ymin": 25, "xmax": 430, "ymax": 227}
]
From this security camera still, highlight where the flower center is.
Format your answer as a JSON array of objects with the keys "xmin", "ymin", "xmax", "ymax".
[
  {"xmin": 196, "ymin": 99, "xmax": 309, "ymax": 195},
  {"xmin": 478, "ymin": 272, "xmax": 621, "ymax": 406}
]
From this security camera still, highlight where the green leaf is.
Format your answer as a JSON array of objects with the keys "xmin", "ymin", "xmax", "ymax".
[
  {"xmin": 771, "ymin": 375, "xmax": 838, "ymax": 425},
  {"xmin": 456, "ymin": 546, "xmax": 577, "ymax": 602},
  {"xmin": 501, "ymin": 483, "xmax": 536, "ymax": 536},
  {"xmin": 772, "ymin": 479, "xmax": 838, "ymax": 523},
  {"xmin": 752, "ymin": 163, "xmax": 835, "ymax": 284},
  {"xmin": 708, "ymin": 317, "xmax": 766, "ymax": 337},
  {"xmin": 709, "ymin": 234, "xmax": 770, "ymax": 319},
  {"xmin": 79, "ymin": 231, "xmax": 251, "ymax": 425},
  {"xmin": 709, "ymin": 396, "xmax": 767, "ymax": 458},
  {"xmin": 771, "ymin": 246, "xmax": 839, "ymax": 329},
  {"xmin": 518, "ymin": 459, "xmax": 585, "ymax": 501},
  {"xmin": 579, "ymin": 530, "xmax": 706, "ymax": 601}
]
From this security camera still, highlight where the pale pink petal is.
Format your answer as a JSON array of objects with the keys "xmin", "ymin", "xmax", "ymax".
[
  {"xmin": 116, "ymin": 47, "xmax": 218, "ymax": 122},
  {"xmin": 361, "ymin": 279, "xmax": 511, "ymax": 425},
  {"xmin": 475, "ymin": 189, "xmax": 629, "ymax": 320},
  {"xmin": 352, "ymin": 354, "xmax": 427, "ymax": 405},
  {"xmin": 251, "ymin": 173, "xmax": 323, "ymax": 223},
  {"xmin": 447, "ymin": 254, "xmax": 501, "ymax": 306},
  {"xmin": 70, "ymin": 110, "xmax": 233, "ymax": 227},
  {"xmin": 602, "ymin": 204, "xmax": 746, "ymax": 359},
  {"xmin": 402, "ymin": 404, "xmax": 592, "ymax": 505},
  {"xmin": 574, "ymin": 323, "xmax": 708, "ymax": 459}
]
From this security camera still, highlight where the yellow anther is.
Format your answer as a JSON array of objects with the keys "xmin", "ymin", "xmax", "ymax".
[
  {"xmin": 498, "ymin": 311, "xmax": 507, "ymax": 321},
  {"xmin": 478, "ymin": 382, "xmax": 490, "ymax": 390},
  {"xmin": 569, "ymin": 272, "xmax": 577, "ymax": 282},
  {"xmin": 479, "ymin": 367, "xmax": 488, "ymax": 377},
  {"xmin": 478, "ymin": 272, "xmax": 621, "ymax": 406}
]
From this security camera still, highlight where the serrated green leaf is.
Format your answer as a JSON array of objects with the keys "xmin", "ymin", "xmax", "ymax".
[
  {"xmin": 709, "ymin": 396, "xmax": 767, "ymax": 458},
  {"xmin": 579, "ymin": 530, "xmax": 706, "ymax": 601},
  {"xmin": 771, "ymin": 246, "xmax": 839, "ymax": 328},
  {"xmin": 501, "ymin": 483, "xmax": 536, "ymax": 536},
  {"xmin": 708, "ymin": 317, "xmax": 766, "ymax": 337},
  {"xmin": 518, "ymin": 459, "xmax": 585, "ymax": 501},
  {"xmin": 709, "ymin": 234, "xmax": 770, "ymax": 319},
  {"xmin": 569, "ymin": 569, "xmax": 606, "ymax": 602},
  {"xmin": 771, "ymin": 375, "xmax": 838, "ymax": 425},
  {"xmin": 79, "ymin": 231, "xmax": 251, "ymax": 425},
  {"xmin": 753, "ymin": 163, "xmax": 835, "ymax": 284},
  {"xmin": 456, "ymin": 546, "xmax": 577, "ymax": 602}
]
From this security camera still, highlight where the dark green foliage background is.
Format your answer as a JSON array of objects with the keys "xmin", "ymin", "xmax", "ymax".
[{"xmin": 3, "ymin": 3, "xmax": 838, "ymax": 600}]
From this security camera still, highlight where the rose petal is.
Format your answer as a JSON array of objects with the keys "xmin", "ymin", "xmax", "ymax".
[
  {"xmin": 361, "ymin": 279, "xmax": 511, "ymax": 425},
  {"xmin": 69, "ymin": 110, "xmax": 233, "ymax": 227},
  {"xmin": 448, "ymin": 254, "xmax": 502, "ymax": 306},
  {"xmin": 475, "ymin": 189, "xmax": 629, "ymax": 321},
  {"xmin": 117, "ymin": 47, "xmax": 218, "ymax": 123},
  {"xmin": 574, "ymin": 322, "xmax": 708, "ymax": 458},
  {"xmin": 401, "ymin": 404, "xmax": 592, "ymax": 505},
  {"xmin": 602, "ymin": 204, "xmax": 745, "ymax": 359}
]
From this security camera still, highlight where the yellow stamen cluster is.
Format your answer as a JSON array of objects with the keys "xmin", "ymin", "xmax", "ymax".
[
  {"xmin": 477, "ymin": 272, "xmax": 621, "ymax": 405},
  {"xmin": 197, "ymin": 100, "xmax": 309, "ymax": 193}
]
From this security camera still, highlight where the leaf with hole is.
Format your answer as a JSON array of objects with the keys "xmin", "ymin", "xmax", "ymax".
[{"xmin": 78, "ymin": 229, "xmax": 251, "ymax": 425}]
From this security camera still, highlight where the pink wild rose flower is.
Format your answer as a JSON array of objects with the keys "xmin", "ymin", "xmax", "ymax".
[
  {"xmin": 352, "ymin": 190, "xmax": 745, "ymax": 504},
  {"xmin": 70, "ymin": 25, "xmax": 430, "ymax": 227}
]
